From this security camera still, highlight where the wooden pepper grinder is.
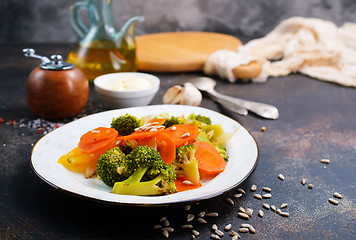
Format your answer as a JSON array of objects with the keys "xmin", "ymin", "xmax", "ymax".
[{"xmin": 23, "ymin": 48, "xmax": 89, "ymax": 119}]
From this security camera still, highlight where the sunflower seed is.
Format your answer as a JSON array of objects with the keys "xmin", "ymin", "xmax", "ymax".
[
  {"xmin": 261, "ymin": 126, "xmax": 266, "ymax": 132},
  {"xmin": 197, "ymin": 218, "xmax": 207, "ymax": 224},
  {"xmin": 320, "ymin": 158, "xmax": 330, "ymax": 164},
  {"xmin": 224, "ymin": 224, "xmax": 232, "ymax": 231},
  {"xmin": 233, "ymin": 193, "xmax": 243, "ymax": 199},
  {"xmin": 245, "ymin": 208, "xmax": 254, "ymax": 217},
  {"xmin": 183, "ymin": 180, "xmax": 194, "ymax": 185},
  {"xmin": 198, "ymin": 211, "xmax": 205, "ymax": 218},
  {"xmin": 154, "ymin": 224, "xmax": 162, "ymax": 229},
  {"xmin": 187, "ymin": 214, "xmax": 194, "ymax": 222},
  {"xmin": 278, "ymin": 174, "xmax": 285, "ymax": 181},
  {"xmin": 162, "ymin": 227, "xmax": 174, "ymax": 232},
  {"xmin": 333, "ymin": 192, "xmax": 342, "ymax": 199},
  {"xmin": 238, "ymin": 212, "xmax": 250, "ymax": 219},
  {"xmin": 301, "ymin": 178, "xmax": 307, "ymax": 185},
  {"xmin": 206, "ymin": 212, "xmax": 219, "ymax": 217},
  {"xmin": 215, "ymin": 229, "xmax": 224, "ymax": 237},
  {"xmin": 230, "ymin": 230, "xmax": 238, "ymax": 236},
  {"xmin": 181, "ymin": 132, "xmax": 191, "ymax": 138},
  {"xmin": 162, "ymin": 230, "xmax": 169, "ymax": 238},
  {"xmin": 280, "ymin": 211, "xmax": 290, "ymax": 217},
  {"xmin": 211, "ymin": 224, "xmax": 218, "ymax": 231},
  {"xmin": 276, "ymin": 209, "xmax": 282, "ymax": 215},
  {"xmin": 238, "ymin": 228, "xmax": 249, "ymax": 233},
  {"xmin": 280, "ymin": 203, "xmax": 288, "ymax": 209},
  {"xmin": 163, "ymin": 219, "xmax": 170, "ymax": 227},
  {"xmin": 192, "ymin": 230, "xmax": 200, "ymax": 236},
  {"xmin": 182, "ymin": 224, "xmax": 193, "ymax": 229},
  {"xmin": 250, "ymin": 185, "xmax": 257, "ymax": 191},
  {"xmin": 262, "ymin": 187, "xmax": 271, "ymax": 192},
  {"xmin": 258, "ymin": 210, "xmax": 264, "ymax": 217},
  {"xmin": 226, "ymin": 198, "xmax": 234, "ymax": 205},
  {"xmin": 160, "ymin": 217, "xmax": 167, "ymax": 222},
  {"xmin": 262, "ymin": 203, "xmax": 270, "ymax": 210},
  {"xmin": 271, "ymin": 205, "xmax": 276, "ymax": 211},
  {"xmin": 263, "ymin": 193, "xmax": 272, "ymax": 199},
  {"xmin": 232, "ymin": 234, "xmax": 241, "ymax": 240},
  {"xmin": 210, "ymin": 234, "xmax": 220, "ymax": 240},
  {"xmin": 242, "ymin": 224, "xmax": 256, "ymax": 233},
  {"xmin": 308, "ymin": 184, "xmax": 313, "ymax": 189},
  {"xmin": 254, "ymin": 194, "xmax": 262, "ymax": 200},
  {"xmin": 171, "ymin": 126, "xmax": 176, "ymax": 130},
  {"xmin": 329, "ymin": 198, "xmax": 339, "ymax": 205},
  {"xmin": 184, "ymin": 204, "xmax": 191, "ymax": 211},
  {"xmin": 191, "ymin": 235, "xmax": 196, "ymax": 239},
  {"xmin": 239, "ymin": 207, "xmax": 245, "ymax": 213},
  {"xmin": 238, "ymin": 188, "xmax": 246, "ymax": 194}
]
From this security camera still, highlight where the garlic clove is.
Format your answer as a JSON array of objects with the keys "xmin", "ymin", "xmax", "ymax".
[
  {"xmin": 179, "ymin": 82, "xmax": 202, "ymax": 106},
  {"xmin": 163, "ymin": 85, "xmax": 184, "ymax": 104}
]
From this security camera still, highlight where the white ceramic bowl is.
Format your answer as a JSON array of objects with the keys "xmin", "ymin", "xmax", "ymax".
[{"xmin": 94, "ymin": 72, "xmax": 160, "ymax": 109}]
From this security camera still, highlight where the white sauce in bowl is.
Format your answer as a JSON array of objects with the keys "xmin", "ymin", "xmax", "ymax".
[{"xmin": 105, "ymin": 76, "xmax": 153, "ymax": 91}]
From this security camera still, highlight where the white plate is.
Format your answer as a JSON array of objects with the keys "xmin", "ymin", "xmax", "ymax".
[{"xmin": 31, "ymin": 105, "xmax": 258, "ymax": 206}]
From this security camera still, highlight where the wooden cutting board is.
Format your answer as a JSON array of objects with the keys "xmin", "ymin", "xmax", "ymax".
[{"xmin": 136, "ymin": 31, "xmax": 242, "ymax": 72}]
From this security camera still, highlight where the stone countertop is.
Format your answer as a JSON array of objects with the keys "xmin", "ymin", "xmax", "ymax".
[{"xmin": 0, "ymin": 43, "xmax": 355, "ymax": 239}]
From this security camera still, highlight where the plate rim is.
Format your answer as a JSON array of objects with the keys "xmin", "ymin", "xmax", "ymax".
[{"xmin": 30, "ymin": 105, "xmax": 258, "ymax": 206}]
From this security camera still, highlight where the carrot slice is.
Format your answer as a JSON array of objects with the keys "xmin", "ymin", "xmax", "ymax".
[
  {"xmin": 137, "ymin": 136, "xmax": 157, "ymax": 149},
  {"xmin": 78, "ymin": 127, "xmax": 118, "ymax": 153},
  {"xmin": 156, "ymin": 133, "xmax": 176, "ymax": 165},
  {"xmin": 163, "ymin": 124, "xmax": 200, "ymax": 147},
  {"xmin": 193, "ymin": 141, "xmax": 226, "ymax": 176},
  {"xmin": 116, "ymin": 118, "xmax": 166, "ymax": 141},
  {"xmin": 175, "ymin": 176, "xmax": 202, "ymax": 192}
]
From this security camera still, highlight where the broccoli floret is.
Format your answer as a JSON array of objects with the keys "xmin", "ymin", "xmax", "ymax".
[
  {"xmin": 111, "ymin": 114, "xmax": 141, "ymax": 136},
  {"xmin": 163, "ymin": 116, "xmax": 184, "ymax": 128},
  {"xmin": 214, "ymin": 144, "xmax": 228, "ymax": 162},
  {"xmin": 187, "ymin": 113, "xmax": 211, "ymax": 126},
  {"xmin": 111, "ymin": 146, "xmax": 177, "ymax": 196},
  {"xmin": 96, "ymin": 147, "xmax": 128, "ymax": 187},
  {"xmin": 171, "ymin": 144, "xmax": 200, "ymax": 185}
]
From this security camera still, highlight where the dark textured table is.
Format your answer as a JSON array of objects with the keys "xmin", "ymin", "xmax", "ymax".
[{"xmin": 1, "ymin": 44, "xmax": 355, "ymax": 240}]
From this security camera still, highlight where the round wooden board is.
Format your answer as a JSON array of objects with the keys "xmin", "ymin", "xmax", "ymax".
[{"xmin": 136, "ymin": 31, "xmax": 242, "ymax": 72}]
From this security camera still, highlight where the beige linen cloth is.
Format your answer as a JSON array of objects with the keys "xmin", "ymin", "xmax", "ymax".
[{"xmin": 204, "ymin": 17, "xmax": 356, "ymax": 87}]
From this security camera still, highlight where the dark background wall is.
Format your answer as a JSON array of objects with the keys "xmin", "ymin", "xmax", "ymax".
[{"xmin": 1, "ymin": 0, "xmax": 356, "ymax": 43}]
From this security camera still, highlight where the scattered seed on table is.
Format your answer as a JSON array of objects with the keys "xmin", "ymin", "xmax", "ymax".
[
  {"xmin": 163, "ymin": 219, "xmax": 169, "ymax": 227},
  {"xmin": 162, "ymin": 227, "xmax": 174, "ymax": 232},
  {"xmin": 154, "ymin": 224, "xmax": 162, "ymax": 229},
  {"xmin": 263, "ymin": 193, "xmax": 272, "ymax": 199},
  {"xmin": 162, "ymin": 230, "xmax": 169, "ymax": 238},
  {"xmin": 184, "ymin": 204, "xmax": 191, "ymax": 211},
  {"xmin": 207, "ymin": 212, "xmax": 219, "ymax": 217},
  {"xmin": 301, "ymin": 178, "xmax": 307, "ymax": 185},
  {"xmin": 329, "ymin": 198, "xmax": 339, "ymax": 205},
  {"xmin": 251, "ymin": 185, "xmax": 257, "ymax": 191},
  {"xmin": 245, "ymin": 208, "xmax": 254, "ymax": 217},
  {"xmin": 192, "ymin": 230, "xmax": 200, "ymax": 236},
  {"xmin": 241, "ymin": 224, "xmax": 256, "ymax": 234},
  {"xmin": 320, "ymin": 158, "xmax": 330, "ymax": 164},
  {"xmin": 263, "ymin": 203, "xmax": 270, "ymax": 210},
  {"xmin": 197, "ymin": 218, "xmax": 207, "ymax": 224},
  {"xmin": 239, "ymin": 207, "xmax": 246, "ymax": 213},
  {"xmin": 215, "ymin": 229, "xmax": 224, "ymax": 237},
  {"xmin": 187, "ymin": 214, "xmax": 194, "ymax": 222},
  {"xmin": 278, "ymin": 174, "xmax": 285, "ymax": 181},
  {"xmin": 224, "ymin": 224, "xmax": 232, "ymax": 231},
  {"xmin": 210, "ymin": 234, "xmax": 220, "ymax": 240},
  {"xmin": 261, "ymin": 126, "xmax": 266, "ymax": 132},
  {"xmin": 308, "ymin": 184, "xmax": 313, "ymax": 189},
  {"xmin": 333, "ymin": 192, "xmax": 342, "ymax": 199},
  {"xmin": 280, "ymin": 203, "xmax": 288, "ymax": 209},
  {"xmin": 254, "ymin": 194, "xmax": 262, "ymax": 200},
  {"xmin": 280, "ymin": 212, "xmax": 290, "ymax": 217},
  {"xmin": 262, "ymin": 187, "xmax": 271, "ymax": 192},
  {"xmin": 160, "ymin": 217, "xmax": 167, "ymax": 222},
  {"xmin": 230, "ymin": 230, "xmax": 238, "ymax": 236},
  {"xmin": 238, "ymin": 188, "xmax": 246, "ymax": 194},
  {"xmin": 211, "ymin": 224, "xmax": 218, "ymax": 231},
  {"xmin": 238, "ymin": 228, "xmax": 249, "ymax": 233},
  {"xmin": 238, "ymin": 212, "xmax": 250, "ymax": 219},
  {"xmin": 232, "ymin": 234, "xmax": 241, "ymax": 240},
  {"xmin": 182, "ymin": 224, "xmax": 193, "ymax": 229},
  {"xmin": 276, "ymin": 209, "xmax": 282, "ymax": 215},
  {"xmin": 271, "ymin": 205, "xmax": 276, "ymax": 211},
  {"xmin": 226, "ymin": 197, "xmax": 235, "ymax": 205},
  {"xmin": 234, "ymin": 193, "xmax": 243, "ymax": 199},
  {"xmin": 198, "ymin": 211, "xmax": 205, "ymax": 218},
  {"xmin": 258, "ymin": 210, "xmax": 264, "ymax": 217}
]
